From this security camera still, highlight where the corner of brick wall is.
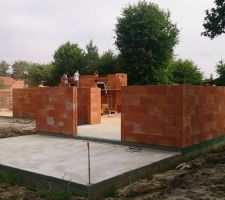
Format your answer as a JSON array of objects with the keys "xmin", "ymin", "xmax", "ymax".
[
  {"xmin": 121, "ymin": 85, "xmax": 225, "ymax": 149},
  {"xmin": 182, "ymin": 85, "xmax": 225, "ymax": 147},
  {"xmin": 13, "ymin": 87, "xmax": 77, "ymax": 136}
]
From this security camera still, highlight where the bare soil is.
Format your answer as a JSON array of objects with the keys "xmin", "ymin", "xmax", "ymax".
[
  {"xmin": 0, "ymin": 117, "xmax": 35, "ymax": 138},
  {"xmin": 106, "ymin": 147, "xmax": 225, "ymax": 200},
  {"xmin": 1, "ymin": 117, "xmax": 225, "ymax": 199}
]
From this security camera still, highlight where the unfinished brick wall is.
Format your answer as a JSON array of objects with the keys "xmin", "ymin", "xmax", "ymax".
[
  {"xmin": 0, "ymin": 77, "xmax": 27, "ymax": 89},
  {"xmin": 0, "ymin": 77, "xmax": 27, "ymax": 111},
  {"xmin": 78, "ymin": 73, "xmax": 127, "ymax": 89},
  {"xmin": 79, "ymin": 75, "xmax": 98, "ymax": 88},
  {"xmin": 0, "ymin": 89, "xmax": 12, "ymax": 110},
  {"xmin": 121, "ymin": 85, "xmax": 225, "ymax": 148},
  {"xmin": 101, "ymin": 90, "xmax": 122, "ymax": 112},
  {"xmin": 79, "ymin": 73, "xmax": 127, "ymax": 113},
  {"xmin": 121, "ymin": 86, "xmax": 184, "ymax": 148},
  {"xmin": 59, "ymin": 73, "xmax": 127, "ymax": 113},
  {"xmin": 183, "ymin": 86, "xmax": 225, "ymax": 147},
  {"xmin": 13, "ymin": 87, "xmax": 77, "ymax": 136},
  {"xmin": 36, "ymin": 87, "xmax": 77, "ymax": 136},
  {"xmin": 78, "ymin": 87, "xmax": 101, "ymax": 124},
  {"xmin": 13, "ymin": 88, "xmax": 38, "ymax": 118},
  {"xmin": 107, "ymin": 74, "xmax": 127, "ymax": 90}
]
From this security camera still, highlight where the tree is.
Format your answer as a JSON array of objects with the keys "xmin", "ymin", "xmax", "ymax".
[
  {"xmin": 27, "ymin": 63, "xmax": 54, "ymax": 87},
  {"xmin": 83, "ymin": 40, "xmax": 99, "ymax": 74},
  {"xmin": 12, "ymin": 60, "xmax": 32, "ymax": 80},
  {"xmin": 115, "ymin": 1, "xmax": 179, "ymax": 85},
  {"xmin": 97, "ymin": 50, "xmax": 120, "ymax": 75},
  {"xmin": 215, "ymin": 60, "xmax": 225, "ymax": 85},
  {"xmin": 168, "ymin": 59, "xmax": 203, "ymax": 85},
  {"xmin": 52, "ymin": 42, "xmax": 85, "ymax": 85},
  {"xmin": 0, "ymin": 79, "xmax": 6, "ymax": 89},
  {"xmin": 0, "ymin": 60, "xmax": 9, "ymax": 76},
  {"xmin": 202, "ymin": 0, "xmax": 225, "ymax": 39}
]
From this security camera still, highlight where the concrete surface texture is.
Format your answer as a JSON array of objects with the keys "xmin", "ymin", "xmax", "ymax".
[
  {"xmin": 78, "ymin": 114, "xmax": 121, "ymax": 141},
  {"xmin": 0, "ymin": 134, "xmax": 178, "ymax": 185}
]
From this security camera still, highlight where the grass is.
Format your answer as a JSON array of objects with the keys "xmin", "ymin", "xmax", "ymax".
[
  {"xmin": 0, "ymin": 170, "xmax": 16, "ymax": 185},
  {"xmin": 37, "ymin": 188, "xmax": 80, "ymax": 200}
]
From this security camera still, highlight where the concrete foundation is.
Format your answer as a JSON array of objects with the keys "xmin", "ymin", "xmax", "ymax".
[
  {"xmin": 0, "ymin": 134, "xmax": 178, "ymax": 185},
  {"xmin": 78, "ymin": 114, "xmax": 121, "ymax": 141}
]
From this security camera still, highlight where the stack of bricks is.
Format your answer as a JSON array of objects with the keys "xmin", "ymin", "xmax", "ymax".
[
  {"xmin": 0, "ymin": 89, "xmax": 12, "ymax": 110},
  {"xmin": 121, "ymin": 85, "xmax": 225, "ymax": 148},
  {"xmin": 13, "ymin": 87, "xmax": 77, "ymax": 136},
  {"xmin": 78, "ymin": 87, "xmax": 101, "ymax": 124}
]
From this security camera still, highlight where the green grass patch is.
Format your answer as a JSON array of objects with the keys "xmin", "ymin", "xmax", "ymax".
[
  {"xmin": 37, "ymin": 188, "xmax": 82, "ymax": 200},
  {"xmin": 0, "ymin": 170, "xmax": 16, "ymax": 185}
]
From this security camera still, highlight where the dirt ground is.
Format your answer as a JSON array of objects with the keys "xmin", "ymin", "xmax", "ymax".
[
  {"xmin": 106, "ymin": 147, "xmax": 225, "ymax": 200},
  {"xmin": 1, "ymin": 117, "xmax": 225, "ymax": 200},
  {"xmin": 0, "ymin": 117, "xmax": 35, "ymax": 138}
]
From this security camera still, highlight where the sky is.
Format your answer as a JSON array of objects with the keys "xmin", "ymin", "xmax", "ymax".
[{"xmin": 0, "ymin": 0, "xmax": 225, "ymax": 78}]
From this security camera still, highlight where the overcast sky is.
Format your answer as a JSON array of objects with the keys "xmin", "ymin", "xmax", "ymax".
[{"xmin": 0, "ymin": 0, "xmax": 224, "ymax": 78}]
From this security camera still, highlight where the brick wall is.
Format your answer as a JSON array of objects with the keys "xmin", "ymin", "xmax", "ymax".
[
  {"xmin": 13, "ymin": 88, "xmax": 38, "ymax": 118},
  {"xmin": 78, "ymin": 73, "xmax": 127, "ymax": 90},
  {"xmin": 0, "ymin": 77, "xmax": 27, "ymax": 89},
  {"xmin": 13, "ymin": 87, "xmax": 77, "ymax": 136},
  {"xmin": 0, "ymin": 89, "xmax": 12, "ymax": 110},
  {"xmin": 78, "ymin": 87, "xmax": 101, "ymax": 124},
  {"xmin": 0, "ymin": 77, "xmax": 27, "ymax": 111},
  {"xmin": 12, "ymin": 80, "xmax": 27, "ymax": 89},
  {"xmin": 60, "ymin": 73, "xmax": 127, "ymax": 113},
  {"xmin": 183, "ymin": 86, "xmax": 225, "ymax": 147},
  {"xmin": 36, "ymin": 87, "xmax": 77, "ymax": 136},
  {"xmin": 121, "ymin": 85, "xmax": 225, "ymax": 148},
  {"xmin": 107, "ymin": 74, "xmax": 127, "ymax": 90},
  {"xmin": 79, "ymin": 75, "xmax": 98, "ymax": 88}
]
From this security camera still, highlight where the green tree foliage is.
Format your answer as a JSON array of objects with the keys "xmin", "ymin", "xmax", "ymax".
[
  {"xmin": 115, "ymin": 1, "xmax": 179, "ymax": 85},
  {"xmin": 215, "ymin": 60, "xmax": 225, "ymax": 85},
  {"xmin": 0, "ymin": 79, "xmax": 6, "ymax": 89},
  {"xmin": 53, "ymin": 42, "xmax": 85, "ymax": 84},
  {"xmin": 12, "ymin": 61, "xmax": 32, "ymax": 80},
  {"xmin": 83, "ymin": 40, "xmax": 99, "ymax": 74},
  {"xmin": 27, "ymin": 63, "xmax": 54, "ymax": 87},
  {"xmin": 0, "ymin": 60, "xmax": 9, "ymax": 76},
  {"xmin": 97, "ymin": 50, "xmax": 120, "ymax": 75},
  {"xmin": 168, "ymin": 59, "xmax": 203, "ymax": 85},
  {"xmin": 202, "ymin": 0, "xmax": 225, "ymax": 39}
]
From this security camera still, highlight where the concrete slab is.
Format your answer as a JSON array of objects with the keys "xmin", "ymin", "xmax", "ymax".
[
  {"xmin": 78, "ymin": 114, "xmax": 121, "ymax": 141},
  {"xmin": 0, "ymin": 134, "xmax": 178, "ymax": 185}
]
